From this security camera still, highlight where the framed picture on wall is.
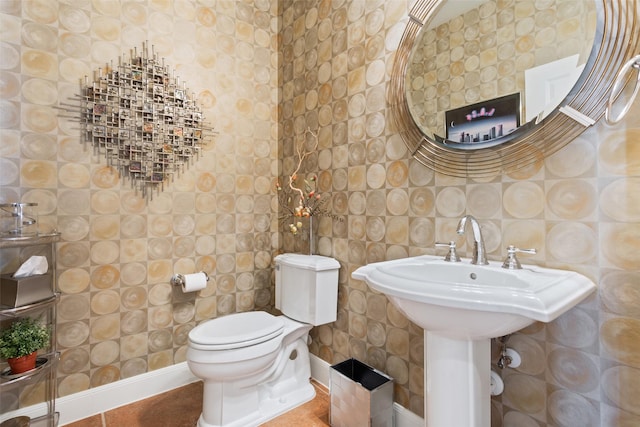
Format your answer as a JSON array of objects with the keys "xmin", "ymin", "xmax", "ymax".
[{"xmin": 445, "ymin": 93, "xmax": 521, "ymax": 144}]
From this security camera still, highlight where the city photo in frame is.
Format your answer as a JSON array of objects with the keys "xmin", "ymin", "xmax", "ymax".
[{"xmin": 445, "ymin": 93, "xmax": 521, "ymax": 144}]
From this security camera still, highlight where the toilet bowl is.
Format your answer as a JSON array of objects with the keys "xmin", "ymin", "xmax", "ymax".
[{"xmin": 187, "ymin": 254, "xmax": 340, "ymax": 427}]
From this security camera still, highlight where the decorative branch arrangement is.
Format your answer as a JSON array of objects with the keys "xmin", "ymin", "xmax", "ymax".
[
  {"xmin": 277, "ymin": 128, "xmax": 342, "ymax": 237},
  {"xmin": 76, "ymin": 43, "xmax": 215, "ymax": 199}
]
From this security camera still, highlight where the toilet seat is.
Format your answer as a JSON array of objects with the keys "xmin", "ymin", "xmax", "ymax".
[{"xmin": 189, "ymin": 311, "xmax": 284, "ymax": 350}]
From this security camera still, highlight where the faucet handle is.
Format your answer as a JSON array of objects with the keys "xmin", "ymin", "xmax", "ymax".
[
  {"xmin": 435, "ymin": 241, "xmax": 461, "ymax": 262},
  {"xmin": 502, "ymin": 245, "xmax": 537, "ymax": 269}
]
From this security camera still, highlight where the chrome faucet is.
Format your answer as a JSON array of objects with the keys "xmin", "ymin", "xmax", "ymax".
[{"xmin": 456, "ymin": 215, "xmax": 489, "ymax": 265}]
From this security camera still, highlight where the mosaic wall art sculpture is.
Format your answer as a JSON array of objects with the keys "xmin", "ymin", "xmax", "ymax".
[{"xmin": 78, "ymin": 43, "xmax": 213, "ymax": 198}]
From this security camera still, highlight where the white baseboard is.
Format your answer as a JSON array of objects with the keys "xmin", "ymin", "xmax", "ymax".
[
  {"xmin": 0, "ymin": 362, "xmax": 199, "ymax": 426},
  {"xmin": 309, "ymin": 354, "xmax": 424, "ymax": 427},
  {"xmin": 59, "ymin": 362, "xmax": 200, "ymax": 425},
  {"xmin": 309, "ymin": 352, "xmax": 331, "ymax": 387},
  {"xmin": 3, "ymin": 357, "xmax": 423, "ymax": 427}
]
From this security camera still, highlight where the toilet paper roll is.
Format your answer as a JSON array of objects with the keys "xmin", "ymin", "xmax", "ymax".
[{"xmin": 181, "ymin": 272, "xmax": 208, "ymax": 293}]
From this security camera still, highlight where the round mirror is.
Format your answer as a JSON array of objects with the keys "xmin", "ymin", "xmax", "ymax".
[
  {"xmin": 390, "ymin": 0, "xmax": 640, "ymax": 177},
  {"xmin": 407, "ymin": 0, "xmax": 596, "ymax": 147}
]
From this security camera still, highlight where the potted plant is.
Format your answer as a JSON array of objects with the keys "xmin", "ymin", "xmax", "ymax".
[{"xmin": 0, "ymin": 317, "xmax": 50, "ymax": 374}]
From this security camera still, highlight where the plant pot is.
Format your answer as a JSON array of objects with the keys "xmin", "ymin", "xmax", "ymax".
[{"xmin": 7, "ymin": 352, "xmax": 37, "ymax": 374}]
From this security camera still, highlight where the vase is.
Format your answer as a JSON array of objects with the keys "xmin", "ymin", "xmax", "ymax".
[
  {"xmin": 307, "ymin": 216, "xmax": 317, "ymax": 255},
  {"xmin": 7, "ymin": 351, "xmax": 37, "ymax": 374}
]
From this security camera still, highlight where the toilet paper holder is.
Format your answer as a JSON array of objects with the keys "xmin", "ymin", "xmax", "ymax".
[{"xmin": 171, "ymin": 271, "xmax": 210, "ymax": 287}]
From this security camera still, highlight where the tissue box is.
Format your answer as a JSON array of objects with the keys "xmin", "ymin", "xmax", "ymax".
[{"xmin": 1, "ymin": 273, "xmax": 53, "ymax": 308}]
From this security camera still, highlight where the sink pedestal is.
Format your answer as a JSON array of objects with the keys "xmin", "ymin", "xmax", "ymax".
[{"xmin": 424, "ymin": 332, "xmax": 491, "ymax": 427}]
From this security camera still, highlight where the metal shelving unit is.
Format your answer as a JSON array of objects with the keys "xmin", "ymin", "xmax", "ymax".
[{"xmin": 0, "ymin": 232, "xmax": 60, "ymax": 427}]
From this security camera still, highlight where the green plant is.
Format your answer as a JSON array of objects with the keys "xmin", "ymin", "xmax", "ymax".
[{"xmin": 0, "ymin": 317, "xmax": 50, "ymax": 359}]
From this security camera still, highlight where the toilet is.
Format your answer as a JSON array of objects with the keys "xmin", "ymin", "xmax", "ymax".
[{"xmin": 187, "ymin": 253, "xmax": 340, "ymax": 427}]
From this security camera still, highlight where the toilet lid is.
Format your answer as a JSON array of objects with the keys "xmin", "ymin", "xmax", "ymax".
[{"xmin": 189, "ymin": 311, "xmax": 284, "ymax": 349}]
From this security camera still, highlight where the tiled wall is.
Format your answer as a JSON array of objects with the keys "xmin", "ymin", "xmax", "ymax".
[
  {"xmin": 0, "ymin": 0, "xmax": 280, "ymax": 404},
  {"xmin": 2, "ymin": 0, "xmax": 640, "ymax": 426},
  {"xmin": 279, "ymin": 1, "xmax": 640, "ymax": 426}
]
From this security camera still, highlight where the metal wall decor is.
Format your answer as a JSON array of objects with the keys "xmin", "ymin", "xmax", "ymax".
[{"xmin": 79, "ymin": 43, "xmax": 214, "ymax": 198}]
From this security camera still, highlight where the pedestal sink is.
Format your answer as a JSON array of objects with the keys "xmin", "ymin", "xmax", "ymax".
[{"xmin": 352, "ymin": 255, "xmax": 596, "ymax": 427}]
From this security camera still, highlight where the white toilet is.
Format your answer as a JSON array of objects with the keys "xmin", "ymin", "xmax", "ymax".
[{"xmin": 187, "ymin": 253, "xmax": 340, "ymax": 427}]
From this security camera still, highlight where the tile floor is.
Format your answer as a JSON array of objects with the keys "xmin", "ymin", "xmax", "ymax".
[{"xmin": 63, "ymin": 380, "xmax": 330, "ymax": 427}]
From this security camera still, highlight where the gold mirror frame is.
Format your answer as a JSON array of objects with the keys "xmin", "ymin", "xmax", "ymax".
[{"xmin": 390, "ymin": 0, "xmax": 640, "ymax": 178}]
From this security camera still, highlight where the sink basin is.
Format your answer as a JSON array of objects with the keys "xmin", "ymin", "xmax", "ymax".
[
  {"xmin": 352, "ymin": 254, "xmax": 597, "ymax": 427},
  {"xmin": 352, "ymin": 255, "xmax": 596, "ymax": 340}
]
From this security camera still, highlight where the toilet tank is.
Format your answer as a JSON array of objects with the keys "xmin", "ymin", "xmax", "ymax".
[{"xmin": 275, "ymin": 254, "xmax": 339, "ymax": 326}]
